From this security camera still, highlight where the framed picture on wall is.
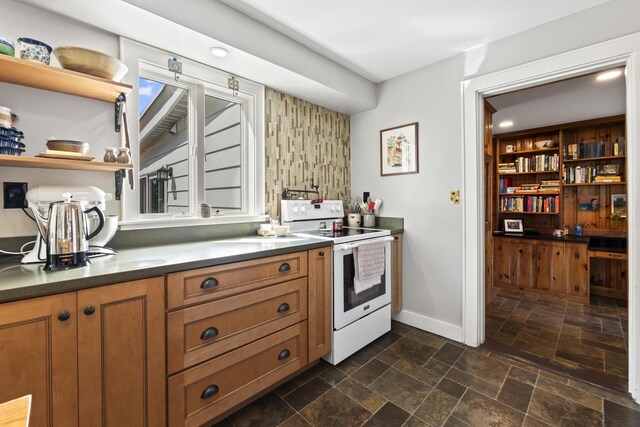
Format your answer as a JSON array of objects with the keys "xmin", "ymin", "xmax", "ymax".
[
  {"xmin": 380, "ymin": 122, "xmax": 419, "ymax": 176},
  {"xmin": 611, "ymin": 194, "xmax": 627, "ymax": 218}
]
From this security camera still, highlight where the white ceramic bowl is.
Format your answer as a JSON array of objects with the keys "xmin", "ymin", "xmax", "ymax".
[
  {"xmin": 535, "ymin": 140, "xmax": 556, "ymax": 149},
  {"xmin": 274, "ymin": 225, "xmax": 290, "ymax": 237}
]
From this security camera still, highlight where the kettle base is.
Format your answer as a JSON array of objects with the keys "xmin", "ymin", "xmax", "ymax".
[{"xmin": 45, "ymin": 252, "xmax": 89, "ymax": 271}]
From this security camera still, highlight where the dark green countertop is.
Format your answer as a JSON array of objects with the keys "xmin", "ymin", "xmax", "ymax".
[
  {"xmin": 0, "ymin": 236, "xmax": 330, "ymax": 304},
  {"xmin": 492, "ymin": 231, "xmax": 589, "ymax": 244}
]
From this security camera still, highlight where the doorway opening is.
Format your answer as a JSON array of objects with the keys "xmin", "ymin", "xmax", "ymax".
[
  {"xmin": 481, "ymin": 70, "xmax": 629, "ymax": 392},
  {"xmin": 462, "ymin": 33, "xmax": 640, "ymax": 402}
]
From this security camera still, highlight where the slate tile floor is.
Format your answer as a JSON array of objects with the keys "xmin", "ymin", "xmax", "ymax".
[
  {"xmin": 211, "ymin": 320, "xmax": 640, "ymax": 427},
  {"xmin": 485, "ymin": 289, "xmax": 628, "ymax": 381}
]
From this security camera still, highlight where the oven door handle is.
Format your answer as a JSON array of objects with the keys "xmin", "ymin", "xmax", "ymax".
[{"xmin": 334, "ymin": 236, "xmax": 394, "ymax": 251}]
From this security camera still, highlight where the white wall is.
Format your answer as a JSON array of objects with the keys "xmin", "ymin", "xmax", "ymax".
[
  {"xmin": 351, "ymin": 0, "xmax": 640, "ymax": 335},
  {"xmin": 0, "ymin": 1, "xmax": 120, "ymax": 238}
]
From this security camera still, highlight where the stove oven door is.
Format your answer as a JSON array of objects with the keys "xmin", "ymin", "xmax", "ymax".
[{"xmin": 333, "ymin": 236, "xmax": 393, "ymax": 330}]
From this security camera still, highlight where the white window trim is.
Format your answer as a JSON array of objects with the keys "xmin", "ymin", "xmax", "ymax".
[{"xmin": 119, "ymin": 38, "xmax": 265, "ymax": 229}]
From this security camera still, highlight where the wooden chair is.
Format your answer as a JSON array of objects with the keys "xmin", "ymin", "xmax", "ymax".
[{"xmin": 0, "ymin": 395, "xmax": 31, "ymax": 427}]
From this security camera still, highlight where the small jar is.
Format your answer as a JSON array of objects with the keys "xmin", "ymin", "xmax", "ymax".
[
  {"xmin": 103, "ymin": 147, "xmax": 117, "ymax": 163},
  {"xmin": 116, "ymin": 147, "xmax": 131, "ymax": 164},
  {"xmin": 562, "ymin": 224, "xmax": 569, "ymax": 236},
  {"xmin": 575, "ymin": 224, "xmax": 583, "ymax": 237},
  {"xmin": 332, "ymin": 219, "xmax": 343, "ymax": 232},
  {"xmin": 200, "ymin": 203, "xmax": 211, "ymax": 218}
]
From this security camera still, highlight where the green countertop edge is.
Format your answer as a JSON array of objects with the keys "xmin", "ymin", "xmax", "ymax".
[{"xmin": 0, "ymin": 238, "xmax": 330, "ymax": 304}]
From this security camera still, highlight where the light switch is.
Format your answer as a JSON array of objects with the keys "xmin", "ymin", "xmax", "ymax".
[{"xmin": 450, "ymin": 190, "xmax": 460, "ymax": 205}]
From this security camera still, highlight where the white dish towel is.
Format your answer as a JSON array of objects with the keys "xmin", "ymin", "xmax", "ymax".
[{"xmin": 353, "ymin": 240, "xmax": 385, "ymax": 294}]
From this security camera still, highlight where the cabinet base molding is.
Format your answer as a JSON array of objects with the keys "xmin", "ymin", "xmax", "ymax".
[{"xmin": 393, "ymin": 309, "xmax": 463, "ymax": 343}]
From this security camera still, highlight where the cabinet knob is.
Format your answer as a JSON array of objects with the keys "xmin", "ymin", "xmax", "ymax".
[
  {"xmin": 279, "ymin": 263, "xmax": 291, "ymax": 273},
  {"xmin": 84, "ymin": 306, "xmax": 96, "ymax": 316},
  {"xmin": 319, "ymin": 251, "xmax": 324, "ymax": 256},
  {"xmin": 200, "ymin": 384, "xmax": 219, "ymax": 400},
  {"xmin": 200, "ymin": 327, "xmax": 219, "ymax": 341},
  {"xmin": 277, "ymin": 303, "xmax": 290, "ymax": 313},
  {"xmin": 58, "ymin": 311, "xmax": 71, "ymax": 322},
  {"xmin": 278, "ymin": 349, "xmax": 291, "ymax": 361},
  {"xmin": 200, "ymin": 277, "xmax": 219, "ymax": 290}
]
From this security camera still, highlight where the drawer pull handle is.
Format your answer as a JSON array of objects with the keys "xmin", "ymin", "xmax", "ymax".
[
  {"xmin": 200, "ymin": 327, "xmax": 219, "ymax": 341},
  {"xmin": 279, "ymin": 263, "xmax": 291, "ymax": 273},
  {"xmin": 200, "ymin": 277, "xmax": 219, "ymax": 290},
  {"xmin": 277, "ymin": 303, "xmax": 290, "ymax": 313},
  {"xmin": 84, "ymin": 306, "xmax": 95, "ymax": 316},
  {"xmin": 58, "ymin": 311, "xmax": 71, "ymax": 322},
  {"xmin": 200, "ymin": 384, "xmax": 219, "ymax": 400},
  {"xmin": 278, "ymin": 349, "xmax": 291, "ymax": 361}
]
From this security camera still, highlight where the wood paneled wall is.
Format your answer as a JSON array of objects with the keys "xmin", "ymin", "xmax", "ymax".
[{"xmin": 265, "ymin": 89, "xmax": 351, "ymax": 219}]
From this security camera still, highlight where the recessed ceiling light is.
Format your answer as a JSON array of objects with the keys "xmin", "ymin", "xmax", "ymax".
[
  {"xmin": 596, "ymin": 69, "xmax": 622, "ymax": 81},
  {"xmin": 499, "ymin": 120, "xmax": 514, "ymax": 128},
  {"xmin": 210, "ymin": 47, "xmax": 229, "ymax": 58}
]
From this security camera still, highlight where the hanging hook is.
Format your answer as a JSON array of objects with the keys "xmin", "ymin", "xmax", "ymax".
[{"xmin": 168, "ymin": 57, "xmax": 183, "ymax": 81}]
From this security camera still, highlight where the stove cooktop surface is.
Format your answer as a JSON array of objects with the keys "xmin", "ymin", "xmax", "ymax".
[{"xmin": 293, "ymin": 226, "xmax": 390, "ymax": 243}]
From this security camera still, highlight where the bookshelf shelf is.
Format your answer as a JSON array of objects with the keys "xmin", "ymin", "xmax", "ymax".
[
  {"xmin": 498, "ymin": 147, "xmax": 559, "ymax": 156},
  {"xmin": 498, "ymin": 211, "xmax": 559, "ymax": 215},
  {"xmin": 562, "ymin": 182, "xmax": 626, "ymax": 187},
  {"xmin": 498, "ymin": 171, "xmax": 559, "ymax": 176},
  {"xmin": 562, "ymin": 155, "xmax": 625, "ymax": 163},
  {"xmin": 499, "ymin": 192, "xmax": 560, "ymax": 196}
]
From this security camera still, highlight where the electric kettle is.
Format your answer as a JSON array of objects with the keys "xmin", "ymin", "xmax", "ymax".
[{"xmin": 31, "ymin": 192, "xmax": 105, "ymax": 270}]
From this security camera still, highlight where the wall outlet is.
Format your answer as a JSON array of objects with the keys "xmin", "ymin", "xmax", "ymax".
[
  {"xmin": 450, "ymin": 190, "xmax": 460, "ymax": 205},
  {"xmin": 3, "ymin": 182, "xmax": 28, "ymax": 209}
]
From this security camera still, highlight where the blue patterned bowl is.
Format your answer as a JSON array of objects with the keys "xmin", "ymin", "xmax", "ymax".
[{"xmin": 17, "ymin": 37, "xmax": 52, "ymax": 65}]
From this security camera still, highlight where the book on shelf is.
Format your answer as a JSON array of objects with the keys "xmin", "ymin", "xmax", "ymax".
[
  {"xmin": 499, "ymin": 177, "xmax": 513, "ymax": 193},
  {"xmin": 512, "ymin": 154, "xmax": 559, "ymax": 172},
  {"xmin": 563, "ymin": 165, "xmax": 623, "ymax": 184},
  {"xmin": 499, "ymin": 195, "xmax": 560, "ymax": 213},
  {"xmin": 498, "ymin": 162, "xmax": 516, "ymax": 174},
  {"xmin": 562, "ymin": 137, "xmax": 625, "ymax": 159}
]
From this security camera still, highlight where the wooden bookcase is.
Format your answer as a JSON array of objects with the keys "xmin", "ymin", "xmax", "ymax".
[{"xmin": 493, "ymin": 115, "xmax": 626, "ymax": 236}]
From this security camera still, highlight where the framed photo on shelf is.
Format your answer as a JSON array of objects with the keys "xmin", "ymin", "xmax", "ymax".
[
  {"xmin": 611, "ymin": 194, "xmax": 627, "ymax": 218},
  {"xmin": 504, "ymin": 219, "xmax": 524, "ymax": 233},
  {"xmin": 380, "ymin": 122, "xmax": 418, "ymax": 176}
]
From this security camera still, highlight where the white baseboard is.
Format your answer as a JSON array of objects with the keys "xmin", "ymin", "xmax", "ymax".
[{"xmin": 393, "ymin": 309, "xmax": 463, "ymax": 343}]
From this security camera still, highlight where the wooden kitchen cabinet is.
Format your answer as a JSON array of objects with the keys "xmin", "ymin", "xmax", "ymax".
[
  {"xmin": 0, "ymin": 277, "xmax": 165, "ymax": 427},
  {"xmin": 492, "ymin": 236, "xmax": 588, "ymax": 302},
  {"xmin": 77, "ymin": 277, "xmax": 166, "ymax": 427},
  {"xmin": 308, "ymin": 247, "xmax": 332, "ymax": 360},
  {"xmin": 391, "ymin": 233, "xmax": 403, "ymax": 315},
  {"xmin": 0, "ymin": 293, "xmax": 78, "ymax": 427}
]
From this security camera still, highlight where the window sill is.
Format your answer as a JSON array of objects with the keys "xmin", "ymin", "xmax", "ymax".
[{"xmin": 118, "ymin": 214, "xmax": 269, "ymax": 231}]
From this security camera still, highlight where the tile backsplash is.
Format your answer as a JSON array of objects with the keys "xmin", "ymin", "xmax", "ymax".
[{"xmin": 265, "ymin": 88, "xmax": 351, "ymax": 219}]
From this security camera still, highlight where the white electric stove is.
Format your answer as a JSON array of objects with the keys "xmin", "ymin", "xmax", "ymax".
[{"xmin": 281, "ymin": 200, "xmax": 392, "ymax": 364}]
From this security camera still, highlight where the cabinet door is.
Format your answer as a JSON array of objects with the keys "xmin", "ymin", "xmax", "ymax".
[
  {"xmin": 0, "ymin": 293, "xmax": 78, "ymax": 427},
  {"xmin": 549, "ymin": 242, "xmax": 566, "ymax": 294},
  {"xmin": 534, "ymin": 241, "xmax": 551, "ymax": 291},
  {"xmin": 307, "ymin": 247, "xmax": 332, "ymax": 361},
  {"xmin": 511, "ymin": 240, "xmax": 534, "ymax": 289},
  {"xmin": 492, "ymin": 238, "xmax": 511, "ymax": 286},
  {"xmin": 77, "ymin": 277, "xmax": 165, "ymax": 427},
  {"xmin": 565, "ymin": 243, "xmax": 589, "ymax": 301},
  {"xmin": 391, "ymin": 233, "xmax": 403, "ymax": 314}
]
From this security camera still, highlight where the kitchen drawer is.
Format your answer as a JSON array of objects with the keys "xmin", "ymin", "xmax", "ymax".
[
  {"xmin": 167, "ymin": 278, "xmax": 308, "ymax": 373},
  {"xmin": 167, "ymin": 251, "xmax": 308, "ymax": 309},
  {"xmin": 168, "ymin": 322, "xmax": 307, "ymax": 427}
]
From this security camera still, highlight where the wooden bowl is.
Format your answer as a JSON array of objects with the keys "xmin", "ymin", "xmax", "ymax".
[{"xmin": 53, "ymin": 46, "xmax": 128, "ymax": 82}]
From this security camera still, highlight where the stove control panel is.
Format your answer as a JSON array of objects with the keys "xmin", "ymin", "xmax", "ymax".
[{"xmin": 281, "ymin": 199, "xmax": 343, "ymax": 222}]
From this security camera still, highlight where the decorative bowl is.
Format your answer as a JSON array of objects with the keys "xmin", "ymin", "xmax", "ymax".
[
  {"xmin": 0, "ymin": 138, "xmax": 25, "ymax": 149},
  {"xmin": 0, "ymin": 147, "xmax": 24, "ymax": 156},
  {"xmin": 17, "ymin": 38, "xmax": 52, "ymax": 64},
  {"xmin": 0, "ymin": 44, "xmax": 14, "ymax": 57},
  {"xmin": 534, "ymin": 140, "xmax": 556, "ymax": 149},
  {"xmin": 46, "ymin": 138, "xmax": 90, "ymax": 155},
  {"xmin": 0, "ymin": 36, "xmax": 14, "ymax": 49},
  {"xmin": 53, "ymin": 46, "xmax": 128, "ymax": 82}
]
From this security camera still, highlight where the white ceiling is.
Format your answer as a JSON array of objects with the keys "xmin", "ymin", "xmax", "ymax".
[
  {"xmin": 222, "ymin": 0, "xmax": 611, "ymax": 82},
  {"xmin": 489, "ymin": 69, "xmax": 626, "ymax": 133}
]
